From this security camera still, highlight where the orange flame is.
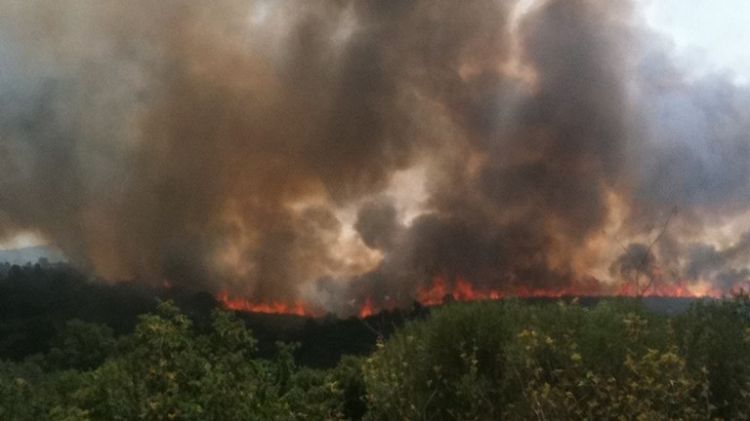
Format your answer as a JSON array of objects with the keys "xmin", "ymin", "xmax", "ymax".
[
  {"xmin": 217, "ymin": 291, "xmax": 319, "ymax": 317},
  {"xmin": 358, "ymin": 296, "xmax": 375, "ymax": 318},
  {"xmin": 417, "ymin": 275, "xmax": 503, "ymax": 305},
  {"xmin": 218, "ymin": 274, "xmax": 723, "ymax": 319}
]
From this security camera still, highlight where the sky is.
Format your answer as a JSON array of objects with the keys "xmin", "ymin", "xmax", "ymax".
[{"xmin": 641, "ymin": 0, "xmax": 750, "ymax": 84}]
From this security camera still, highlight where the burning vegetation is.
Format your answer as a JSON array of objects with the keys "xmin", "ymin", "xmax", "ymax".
[{"xmin": 218, "ymin": 272, "xmax": 722, "ymax": 318}]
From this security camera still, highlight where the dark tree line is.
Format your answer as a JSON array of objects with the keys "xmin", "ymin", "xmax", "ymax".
[{"xmin": 0, "ymin": 262, "xmax": 413, "ymax": 367}]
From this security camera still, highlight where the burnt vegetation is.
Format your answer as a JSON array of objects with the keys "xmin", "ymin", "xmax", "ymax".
[{"xmin": 2, "ymin": 263, "xmax": 750, "ymax": 420}]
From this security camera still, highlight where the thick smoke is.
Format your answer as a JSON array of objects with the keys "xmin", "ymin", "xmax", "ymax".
[{"xmin": 1, "ymin": 0, "xmax": 749, "ymax": 314}]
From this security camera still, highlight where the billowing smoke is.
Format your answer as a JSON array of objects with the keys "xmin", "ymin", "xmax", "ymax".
[{"xmin": 1, "ymin": 0, "xmax": 749, "ymax": 314}]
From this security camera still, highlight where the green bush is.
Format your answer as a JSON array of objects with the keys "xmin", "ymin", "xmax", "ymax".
[
  {"xmin": 673, "ymin": 295, "xmax": 750, "ymax": 419},
  {"xmin": 2, "ymin": 297, "xmax": 749, "ymax": 420},
  {"xmin": 47, "ymin": 320, "xmax": 115, "ymax": 371},
  {"xmin": 0, "ymin": 302, "xmax": 343, "ymax": 420},
  {"xmin": 506, "ymin": 314, "xmax": 711, "ymax": 420},
  {"xmin": 364, "ymin": 299, "xmax": 745, "ymax": 420},
  {"xmin": 363, "ymin": 301, "xmax": 516, "ymax": 420}
]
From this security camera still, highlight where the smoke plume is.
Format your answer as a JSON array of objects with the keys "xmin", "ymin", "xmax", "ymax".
[{"xmin": 1, "ymin": 0, "xmax": 749, "ymax": 314}]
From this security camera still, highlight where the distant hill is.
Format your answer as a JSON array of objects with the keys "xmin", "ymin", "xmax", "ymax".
[{"xmin": 0, "ymin": 245, "xmax": 67, "ymax": 265}]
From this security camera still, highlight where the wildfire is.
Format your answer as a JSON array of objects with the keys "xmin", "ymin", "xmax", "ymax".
[
  {"xmin": 218, "ymin": 275, "xmax": 723, "ymax": 319},
  {"xmin": 358, "ymin": 297, "xmax": 375, "ymax": 318},
  {"xmin": 417, "ymin": 276, "xmax": 502, "ymax": 306},
  {"xmin": 217, "ymin": 291, "xmax": 319, "ymax": 317}
]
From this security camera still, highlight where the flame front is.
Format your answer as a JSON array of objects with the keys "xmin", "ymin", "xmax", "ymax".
[
  {"xmin": 418, "ymin": 276, "xmax": 503, "ymax": 306},
  {"xmin": 218, "ymin": 274, "xmax": 725, "ymax": 319},
  {"xmin": 217, "ymin": 291, "xmax": 319, "ymax": 317}
]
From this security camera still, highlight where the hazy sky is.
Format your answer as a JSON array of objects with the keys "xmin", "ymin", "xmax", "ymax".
[{"xmin": 642, "ymin": 0, "xmax": 750, "ymax": 83}]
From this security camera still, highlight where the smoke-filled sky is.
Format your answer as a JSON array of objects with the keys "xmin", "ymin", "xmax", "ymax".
[
  {"xmin": 1, "ymin": 0, "xmax": 749, "ymax": 314},
  {"xmin": 642, "ymin": 0, "xmax": 750, "ymax": 84}
]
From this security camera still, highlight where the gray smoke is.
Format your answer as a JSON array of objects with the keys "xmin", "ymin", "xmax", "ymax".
[{"xmin": 1, "ymin": 0, "xmax": 749, "ymax": 314}]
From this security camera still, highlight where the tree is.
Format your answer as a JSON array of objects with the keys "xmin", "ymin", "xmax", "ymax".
[{"xmin": 47, "ymin": 320, "xmax": 115, "ymax": 371}]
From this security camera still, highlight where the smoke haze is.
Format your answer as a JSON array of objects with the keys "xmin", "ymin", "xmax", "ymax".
[{"xmin": 1, "ymin": 0, "xmax": 749, "ymax": 314}]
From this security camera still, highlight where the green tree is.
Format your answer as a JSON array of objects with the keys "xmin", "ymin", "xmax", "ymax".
[
  {"xmin": 47, "ymin": 320, "xmax": 115, "ymax": 371},
  {"xmin": 67, "ymin": 301, "xmax": 293, "ymax": 420}
]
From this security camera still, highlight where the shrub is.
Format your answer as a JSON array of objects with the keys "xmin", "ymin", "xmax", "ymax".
[{"xmin": 364, "ymin": 299, "xmax": 738, "ymax": 420}]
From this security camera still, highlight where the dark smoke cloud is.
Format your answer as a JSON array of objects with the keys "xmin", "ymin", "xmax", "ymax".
[
  {"xmin": 354, "ymin": 199, "xmax": 402, "ymax": 251},
  {"xmin": 1, "ymin": 0, "xmax": 749, "ymax": 313},
  {"xmin": 338, "ymin": 0, "xmax": 642, "ymax": 309}
]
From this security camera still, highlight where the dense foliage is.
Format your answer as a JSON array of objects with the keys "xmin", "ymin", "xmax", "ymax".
[
  {"xmin": 1, "ymin": 282, "xmax": 749, "ymax": 419},
  {"xmin": 363, "ymin": 298, "xmax": 750, "ymax": 420},
  {"xmin": 0, "ymin": 302, "xmax": 364, "ymax": 420}
]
